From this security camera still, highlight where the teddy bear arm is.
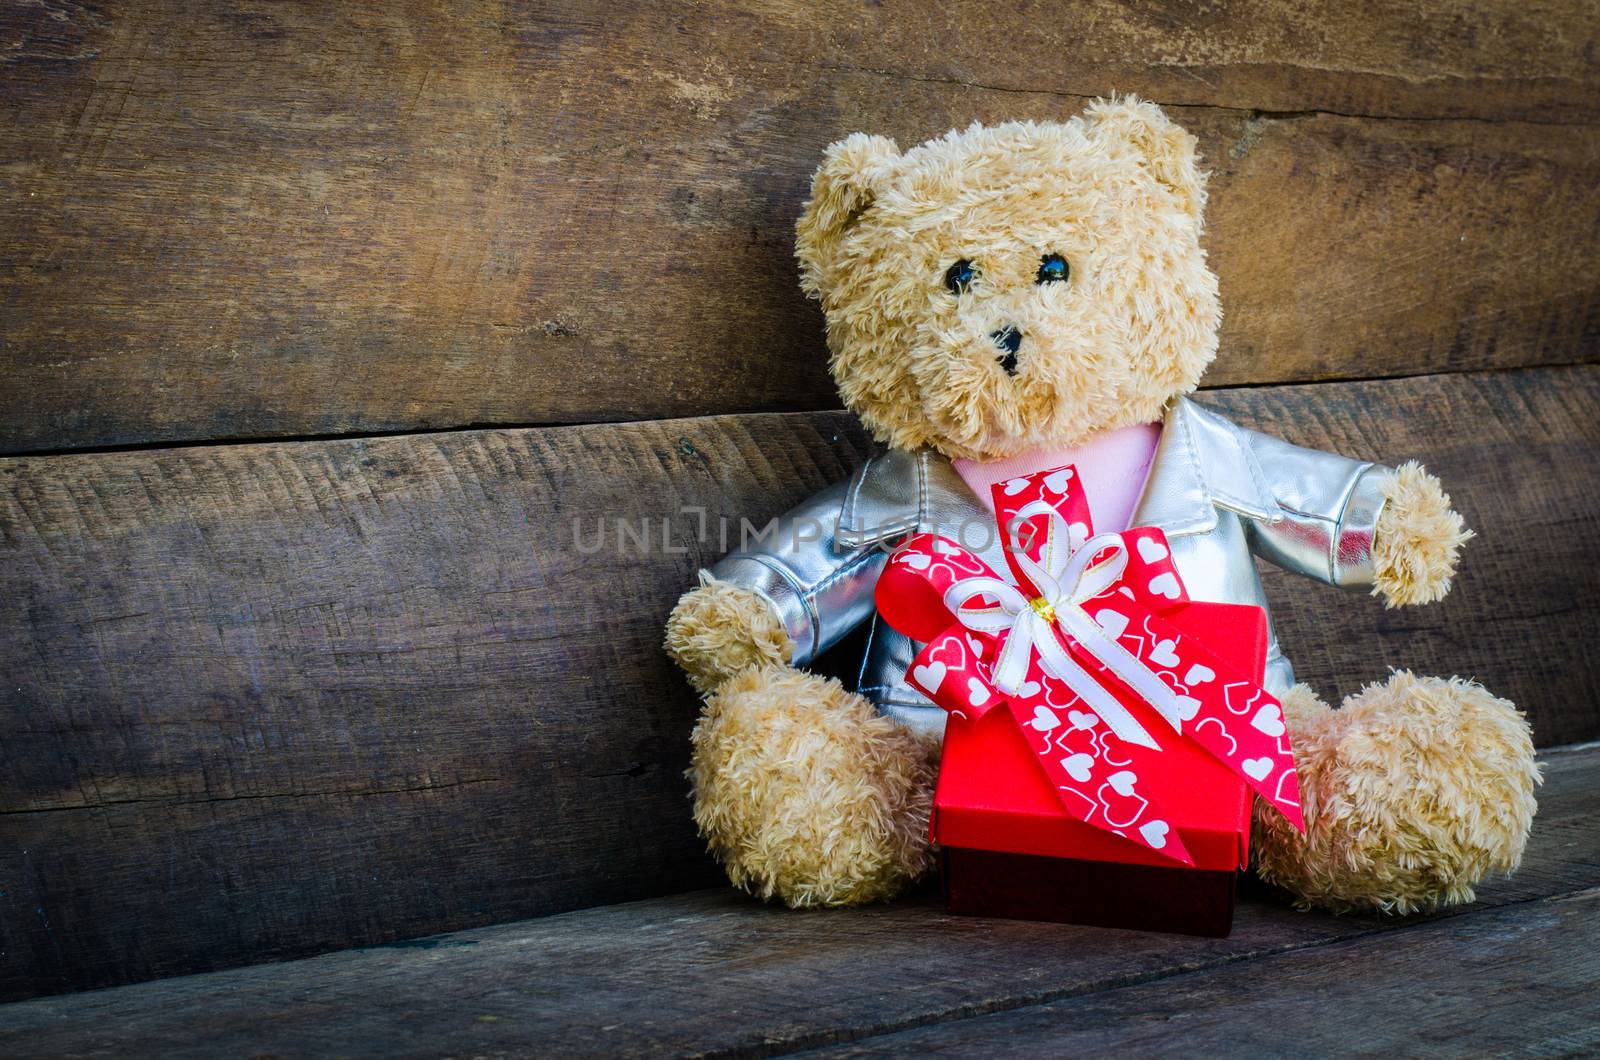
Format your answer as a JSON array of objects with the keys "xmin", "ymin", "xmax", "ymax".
[
  {"xmin": 1236, "ymin": 428, "xmax": 1468, "ymax": 606},
  {"xmin": 665, "ymin": 474, "xmax": 897, "ymax": 694},
  {"xmin": 1239, "ymin": 432, "xmax": 1394, "ymax": 592}
]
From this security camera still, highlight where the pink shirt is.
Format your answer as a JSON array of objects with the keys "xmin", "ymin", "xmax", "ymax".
[{"xmin": 952, "ymin": 423, "xmax": 1162, "ymax": 533}]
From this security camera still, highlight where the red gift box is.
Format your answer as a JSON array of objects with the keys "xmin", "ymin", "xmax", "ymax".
[
  {"xmin": 931, "ymin": 600, "xmax": 1270, "ymax": 937},
  {"xmin": 874, "ymin": 463, "xmax": 1301, "ymax": 936}
]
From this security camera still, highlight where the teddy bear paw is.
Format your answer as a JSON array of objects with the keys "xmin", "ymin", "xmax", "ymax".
[
  {"xmin": 1373, "ymin": 462, "xmax": 1473, "ymax": 607},
  {"xmin": 1253, "ymin": 672, "xmax": 1539, "ymax": 915},
  {"xmin": 665, "ymin": 573, "xmax": 794, "ymax": 695},
  {"xmin": 688, "ymin": 664, "xmax": 940, "ymax": 908}
]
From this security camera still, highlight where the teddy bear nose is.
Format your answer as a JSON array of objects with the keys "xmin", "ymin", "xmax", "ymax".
[{"xmin": 991, "ymin": 326, "xmax": 1023, "ymax": 375}]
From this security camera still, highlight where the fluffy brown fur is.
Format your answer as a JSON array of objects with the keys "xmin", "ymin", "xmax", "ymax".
[
  {"xmin": 1253, "ymin": 673, "xmax": 1539, "ymax": 915},
  {"xmin": 1374, "ymin": 461, "xmax": 1473, "ymax": 607},
  {"xmin": 689, "ymin": 665, "xmax": 941, "ymax": 907},
  {"xmin": 665, "ymin": 573, "xmax": 792, "ymax": 695},
  {"xmin": 796, "ymin": 98, "xmax": 1221, "ymax": 461},
  {"xmin": 669, "ymin": 99, "xmax": 1533, "ymax": 918}
]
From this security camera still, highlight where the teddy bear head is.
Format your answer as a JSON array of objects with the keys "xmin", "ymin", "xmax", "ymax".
[{"xmin": 796, "ymin": 98, "xmax": 1221, "ymax": 461}]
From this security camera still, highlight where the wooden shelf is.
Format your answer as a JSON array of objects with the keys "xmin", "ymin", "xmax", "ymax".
[{"xmin": 2, "ymin": 743, "xmax": 1596, "ymax": 1057}]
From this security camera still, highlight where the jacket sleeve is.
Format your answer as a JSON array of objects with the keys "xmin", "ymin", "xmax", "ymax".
[
  {"xmin": 1235, "ymin": 427, "xmax": 1392, "ymax": 590},
  {"xmin": 704, "ymin": 451, "xmax": 920, "ymax": 668}
]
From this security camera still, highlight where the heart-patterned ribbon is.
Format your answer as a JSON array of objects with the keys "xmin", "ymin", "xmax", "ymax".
[{"xmin": 874, "ymin": 464, "xmax": 1305, "ymax": 865}]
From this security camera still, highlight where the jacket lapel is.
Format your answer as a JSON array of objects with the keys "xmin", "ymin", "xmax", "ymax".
[
  {"xmin": 1132, "ymin": 398, "xmax": 1278, "ymax": 537},
  {"xmin": 848, "ymin": 397, "xmax": 1281, "ymax": 550}
]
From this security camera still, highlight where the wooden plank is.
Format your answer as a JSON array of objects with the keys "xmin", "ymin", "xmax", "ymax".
[
  {"xmin": 0, "ymin": 366, "xmax": 1596, "ymax": 1001},
  {"xmin": 806, "ymin": 892, "xmax": 1600, "ymax": 1058},
  {"xmin": 0, "ymin": 744, "xmax": 1594, "ymax": 1058},
  {"xmin": 0, "ymin": 409, "xmax": 875, "ymax": 1000},
  {"xmin": 2, "ymin": 1, "xmax": 1597, "ymax": 451}
]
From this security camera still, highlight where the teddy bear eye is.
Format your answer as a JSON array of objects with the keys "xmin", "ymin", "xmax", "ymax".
[
  {"xmin": 1036, "ymin": 253, "xmax": 1070, "ymax": 285},
  {"xmin": 943, "ymin": 259, "xmax": 978, "ymax": 294}
]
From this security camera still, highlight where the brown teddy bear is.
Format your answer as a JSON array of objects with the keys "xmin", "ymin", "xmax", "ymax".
[{"xmin": 666, "ymin": 98, "xmax": 1539, "ymax": 915}]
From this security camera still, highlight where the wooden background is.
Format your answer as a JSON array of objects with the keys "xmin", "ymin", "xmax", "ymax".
[{"xmin": 1, "ymin": 0, "xmax": 1596, "ymax": 1002}]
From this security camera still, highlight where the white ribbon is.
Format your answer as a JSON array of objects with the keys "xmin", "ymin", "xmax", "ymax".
[{"xmin": 943, "ymin": 501, "xmax": 1187, "ymax": 751}]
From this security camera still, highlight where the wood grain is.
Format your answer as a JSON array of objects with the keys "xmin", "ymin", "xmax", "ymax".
[
  {"xmin": 0, "ymin": 366, "xmax": 1595, "ymax": 1000},
  {"xmin": 0, "ymin": 408, "xmax": 875, "ymax": 1000},
  {"xmin": 810, "ymin": 893, "xmax": 1600, "ymax": 1057},
  {"xmin": 2, "ymin": 1, "xmax": 1597, "ymax": 452},
  {"xmin": 0, "ymin": 745, "xmax": 1594, "ymax": 1058}
]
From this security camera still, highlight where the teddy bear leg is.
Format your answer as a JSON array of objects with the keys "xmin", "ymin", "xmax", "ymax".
[
  {"xmin": 1252, "ymin": 673, "xmax": 1539, "ymax": 915},
  {"xmin": 689, "ymin": 663, "xmax": 941, "ymax": 908}
]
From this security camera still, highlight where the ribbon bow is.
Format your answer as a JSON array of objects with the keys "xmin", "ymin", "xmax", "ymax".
[
  {"xmin": 875, "ymin": 465, "xmax": 1304, "ymax": 865},
  {"xmin": 949, "ymin": 499, "xmax": 1188, "ymax": 752}
]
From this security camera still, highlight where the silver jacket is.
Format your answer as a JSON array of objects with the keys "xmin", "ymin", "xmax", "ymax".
[{"xmin": 709, "ymin": 398, "xmax": 1390, "ymax": 736}]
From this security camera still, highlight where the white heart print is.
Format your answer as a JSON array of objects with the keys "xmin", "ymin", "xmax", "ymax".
[
  {"xmin": 1148, "ymin": 572, "xmax": 1182, "ymax": 599},
  {"xmin": 1003, "ymin": 477, "xmax": 1030, "ymax": 496},
  {"xmin": 901, "ymin": 551, "xmax": 931, "ymax": 570},
  {"xmin": 967, "ymin": 678, "xmax": 991, "ymax": 707},
  {"xmin": 1029, "ymin": 705, "xmax": 1060, "ymax": 731},
  {"xmin": 1044, "ymin": 468, "xmax": 1074, "ymax": 494},
  {"xmin": 1175, "ymin": 695, "xmax": 1201, "ymax": 722},
  {"xmin": 1138, "ymin": 819, "xmax": 1170, "ymax": 849},
  {"xmin": 1068, "ymin": 522, "xmax": 1089, "ymax": 550},
  {"xmin": 1094, "ymin": 609, "xmax": 1130, "ymax": 640},
  {"xmin": 1151, "ymin": 639, "xmax": 1181, "ymax": 667},
  {"xmin": 1017, "ymin": 679, "xmax": 1042, "ymax": 698},
  {"xmin": 967, "ymin": 635, "xmax": 984, "ymax": 658},
  {"xmin": 1251, "ymin": 704, "xmax": 1286, "ymax": 737},
  {"xmin": 1107, "ymin": 770, "xmax": 1138, "ymax": 797},
  {"xmin": 1136, "ymin": 537, "xmax": 1169, "ymax": 564},
  {"xmin": 1243, "ymin": 756, "xmax": 1274, "ymax": 781},
  {"xmin": 1183, "ymin": 663, "xmax": 1215, "ymax": 685},
  {"xmin": 1068, "ymin": 709, "xmax": 1099, "ymax": 730},
  {"xmin": 1060, "ymin": 752, "xmax": 1093, "ymax": 782},
  {"xmin": 911, "ymin": 661, "xmax": 947, "ymax": 693}
]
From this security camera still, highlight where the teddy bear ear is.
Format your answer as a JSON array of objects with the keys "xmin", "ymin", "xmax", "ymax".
[
  {"xmin": 1085, "ymin": 97, "xmax": 1207, "ymax": 221},
  {"xmin": 795, "ymin": 133, "xmax": 902, "ymax": 299}
]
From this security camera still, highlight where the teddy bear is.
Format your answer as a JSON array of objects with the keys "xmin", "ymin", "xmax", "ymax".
[{"xmin": 665, "ymin": 97, "xmax": 1539, "ymax": 915}]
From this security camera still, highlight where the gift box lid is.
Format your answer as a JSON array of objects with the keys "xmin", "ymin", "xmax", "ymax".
[{"xmin": 929, "ymin": 601, "xmax": 1270, "ymax": 872}]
